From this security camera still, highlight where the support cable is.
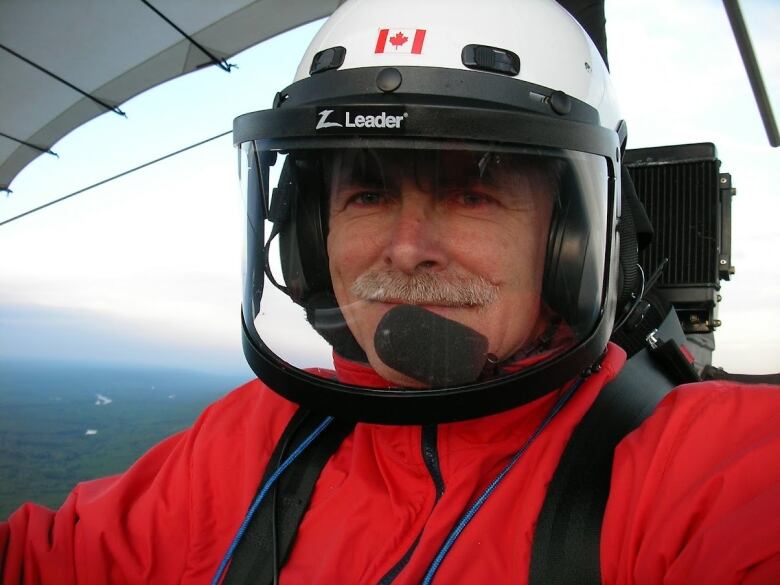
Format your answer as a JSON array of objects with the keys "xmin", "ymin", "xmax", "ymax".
[
  {"xmin": 0, "ymin": 132, "xmax": 59, "ymax": 157},
  {"xmin": 139, "ymin": 0, "xmax": 236, "ymax": 73},
  {"xmin": 0, "ymin": 43, "xmax": 127, "ymax": 117},
  {"xmin": 0, "ymin": 130, "xmax": 231, "ymax": 227}
]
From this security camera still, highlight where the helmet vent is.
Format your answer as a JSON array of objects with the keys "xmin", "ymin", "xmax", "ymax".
[
  {"xmin": 462, "ymin": 44, "xmax": 520, "ymax": 76},
  {"xmin": 310, "ymin": 46, "xmax": 347, "ymax": 75}
]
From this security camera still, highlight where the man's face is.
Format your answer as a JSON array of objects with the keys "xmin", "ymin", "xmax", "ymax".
[{"xmin": 327, "ymin": 150, "xmax": 555, "ymax": 387}]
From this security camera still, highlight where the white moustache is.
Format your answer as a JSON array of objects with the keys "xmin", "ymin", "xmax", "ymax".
[{"xmin": 351, "ymin": 269, "xmax": 498, "ymax": 307}]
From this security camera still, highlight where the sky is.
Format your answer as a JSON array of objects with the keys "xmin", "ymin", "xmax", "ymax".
[{"xmin": 0, "ymin": 0, "xmax": 778, "ymax": 376}]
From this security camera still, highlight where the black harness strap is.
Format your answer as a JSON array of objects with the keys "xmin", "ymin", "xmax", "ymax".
[
  {"xmin": 224, "ymin": 408, "xmax": 355, "ymax": 585},
  {"xmin": 528, "ymin": 348, "xmax": 676, "ymax": 584},
  {"xmin": 529, "ymin": 306, "xmax": 693, "ymax": 585}
]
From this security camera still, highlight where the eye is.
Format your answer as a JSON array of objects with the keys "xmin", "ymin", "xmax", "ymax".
[
  {"xmin": 444, "ymin": 189, "xmax": 499, "ymax": 209},
  {"xmin": 331, "ymin": 189, "xmax": 393, "ymax": 213},
  {"xmin": 349, "ymin": 191, "xmax": 387, "ymax": 206},
  {"xmin": 462, "ymin": 192, "xmax": 493, "ymax": 207}
]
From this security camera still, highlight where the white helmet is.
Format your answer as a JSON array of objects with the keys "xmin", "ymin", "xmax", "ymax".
[
  {"xmin": 295, "ymin": 0, "xmax": 620, "ymax": 128},
  {"xmin": 234, "ymin": 0, "xmax": 624, "ymax": 424}
]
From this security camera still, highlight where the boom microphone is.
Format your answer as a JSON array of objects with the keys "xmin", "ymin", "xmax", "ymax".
[{"xmin": 374, "ymin": 305, "xmax": 489, "ymax": 387}]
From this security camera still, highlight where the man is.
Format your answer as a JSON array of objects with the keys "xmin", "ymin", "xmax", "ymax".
[
  {"xmin": 3, "ymin": 0, "xmax": 780, "ymax": 583},
  {"xmin": 327, "ymin": 149, "xmax": 558, "ymax": 387}
]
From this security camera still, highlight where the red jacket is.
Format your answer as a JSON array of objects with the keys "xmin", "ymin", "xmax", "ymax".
[{"xmin": 2, "ymin": 344, "xmax": 780, "ymax": 584}]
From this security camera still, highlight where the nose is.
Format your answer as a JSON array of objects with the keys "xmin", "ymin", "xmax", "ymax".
[{"xmin": 384, "ymin": 187, "xmax": 448, "ymax": 274}]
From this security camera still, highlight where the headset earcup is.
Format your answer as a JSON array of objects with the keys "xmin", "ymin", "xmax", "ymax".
[
  {"xmin": 277, "ymin": 159, "xmax": 306, "ymax": 303},
  {"xmin": 543, "ymin": 166, "xmax": 604, "ymax": 333},
  {"xmin": 278, "ymin": 156, "xmax": 332, "ymax": 305}
]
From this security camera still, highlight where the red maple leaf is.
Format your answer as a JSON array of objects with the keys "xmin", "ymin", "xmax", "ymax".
[{"xmin": 389, "ymin": 32, "xmax": 408, "ymax": 48}]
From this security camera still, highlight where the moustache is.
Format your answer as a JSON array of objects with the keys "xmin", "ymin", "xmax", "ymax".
[{"xmin": 350, "ymin": 269, "xmax": 499, "ymax": 307}]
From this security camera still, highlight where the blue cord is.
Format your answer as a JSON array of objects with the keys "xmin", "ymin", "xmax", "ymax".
[
  {"xmin": 421, "ymin": 377, "xmax": 585, "ymax": 585},
  {"xmin": 211, "ymin": 415, "xmax": 335, "ymax": 585}
]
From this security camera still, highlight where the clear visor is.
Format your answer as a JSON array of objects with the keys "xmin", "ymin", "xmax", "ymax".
[{"xmin": 239, "ymin": 143, "xmax": 611, "ymax": 389}]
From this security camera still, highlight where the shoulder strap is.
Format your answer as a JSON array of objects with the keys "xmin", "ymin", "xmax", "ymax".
[
  {"xmin": 529, "ymin": 308, "xmax": 689, "ymax": 585},
  {"xmin": 224, "ymin": 408, "xmax": 355, "ymax": 585},
  {"xmin": 701, "ymin": 365, "xmax": 780, "ymax": 385}
]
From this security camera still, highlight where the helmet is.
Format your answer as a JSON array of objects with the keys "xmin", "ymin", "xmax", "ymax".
[{"xmin": 234, "ymin": 0, "xmax": 624, "ymax": 424}]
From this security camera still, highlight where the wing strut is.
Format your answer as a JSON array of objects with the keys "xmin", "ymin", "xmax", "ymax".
[{"xmin": 722, "ymin": 0, "xmax": 779, "ymax": 147}]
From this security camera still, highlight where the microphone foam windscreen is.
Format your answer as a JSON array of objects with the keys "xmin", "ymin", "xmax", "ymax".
[{"xmin": 374, "ymin": 305, "xmax": 489, "ymax": 387}]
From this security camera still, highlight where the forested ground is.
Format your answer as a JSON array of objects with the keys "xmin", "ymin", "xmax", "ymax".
[{"xmin": 0, "ymin": 360, "xmax": 245, "ymax": 518}]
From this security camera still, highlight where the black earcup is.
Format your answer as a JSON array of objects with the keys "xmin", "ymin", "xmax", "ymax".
[
  {"xmin": 543, "ymin": 162, "xmax": 649, "ymax": 334},
  {"xmin": 543, "ymin": 166, "xmax": 603, "ymax": 333},
  {"xmin": 278, "ymin": 155, "xmax": 332, "ymax": 305}
]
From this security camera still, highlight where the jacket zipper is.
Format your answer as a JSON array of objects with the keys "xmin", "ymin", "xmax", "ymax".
[{"xmin": 377, "ymin": 424, "xmax": 445, "ymax": 584}]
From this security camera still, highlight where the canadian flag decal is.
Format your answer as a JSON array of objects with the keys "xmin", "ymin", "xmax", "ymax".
[{"xmin": 375, "ymin": 28, "xmax": 426, "ymax": 54}]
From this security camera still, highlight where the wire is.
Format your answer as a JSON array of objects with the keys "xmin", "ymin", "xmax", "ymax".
[
  {"xmin": 421, "ymin": 375, "xmax": 587, "ymax": 585},
  {"xmin": 612, "ymin": 264, "xmax": 646, "ymax": 332},
  {"xmin": 0, "ymin": 130, "xmax": 231, "ymax": 228},
  {"xmin": 210, "ymin": 415, "xmax": 335, "ymax": 585}
]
